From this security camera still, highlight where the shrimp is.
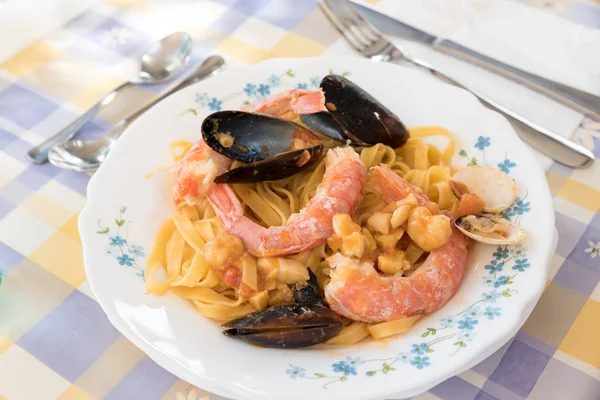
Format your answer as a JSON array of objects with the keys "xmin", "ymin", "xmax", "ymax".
[
  {"xmin": 207, "ymin": 147, "xmax": 367, "ymax": 257},
  {"xmin": 172, "ymin": 89, "xmax": 325, "ymax": 207},
  {"xmin": 369, "ymin": 164, "xmax": 439, "ymax": 215},
  {"xmin": 324, "ymin": 165, "xmax": 468, "ymax": 322},
  {"xmin": 172, "ymin": 140, "xmax": 232, "ymax": 206},
  {"xmin": 242, "ymin": 89, "xmax": 325, "ymax": 116}
]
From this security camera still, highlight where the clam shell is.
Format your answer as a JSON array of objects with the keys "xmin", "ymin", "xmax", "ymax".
[
  {"xmin": 455, "ymin": 214, "xmax": 525, "ymax": 245},
  {"xmin": 452, "ymin": 166, "xmax": 517, "ymax": 213}
]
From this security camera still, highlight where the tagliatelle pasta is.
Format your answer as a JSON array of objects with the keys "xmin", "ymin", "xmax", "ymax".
[{"xmin": 147, "ymin": 122, "xmax": 458, "ymax": 341}]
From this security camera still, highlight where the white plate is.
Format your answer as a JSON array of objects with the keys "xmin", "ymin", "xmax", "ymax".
[{"xmin": 80, "ymin": 57, "xmax": 556, "ymax": 400}]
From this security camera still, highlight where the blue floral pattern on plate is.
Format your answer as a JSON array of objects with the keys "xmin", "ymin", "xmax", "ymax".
[
  {"xmin": 287, "ymin": 135, "xmax": 532, "ymax": 388},
  {"xmin": 136, "ymin": 78, "xmax": 533, "ymax": 389},
  {"xmin": 183, "ymin": 68, "xmax": 351, "ymax": 114},
  {"xmin": 96, "ymin": 206, "xmax": 145, "ymax": 279}
]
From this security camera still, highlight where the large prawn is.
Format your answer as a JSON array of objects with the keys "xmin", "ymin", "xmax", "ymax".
[
  {"xmin": 324, "ymin": 165, "xmax": 468, "ymax": 322},
  {"xmin": 172, "ymin": 89, "xmax": 325, "ymax": 206},
  {"xmin": 208, "ymin": 147, "xmax": 367, "ymax": 257}
]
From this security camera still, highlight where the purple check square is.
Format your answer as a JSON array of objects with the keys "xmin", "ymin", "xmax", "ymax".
[
  {"xmin": 3, "ymin": 138, "xmax": 61, "ymax": 178},
  {"xmin": 430, "ymin": 376, "xmax": 480, "ymax": 400},
  {"xmin": 0, "ymin": 241, "xmax": 25, "ymax": 275},
  {"xmin": 567, "ymin": 225, "xmax": 600, "ymax": 273},
  {"xmin": 2, "ymin": 135, "xmax": 30, "ymax": 161},
  {"xmin": 0, "ymin": 179, "xmax": 33, "ymax": 205},
  {"xmin": 64, "ymin": 9, "xmax": 107, "ymax": 32},
  {"xmin": 554, "ymin": 258, "xmax": 600, "ymax": 296},
  {"xmin": 105, "ymin": 357, "xmax": 177, "ymax": 400},
  {"xmin": 566, "ymin": 2, "xmax": 600, "ymax": 29},
  {"xmin": 474, "ymin": 391, "xmax": 499, "ymax": 400},
  {"xmin": 17, "ymin": 290, "xmax": 120, "ymax": 382},
  {"xmin": 86, "ymin": 17, "xmax": 148, "ymax": 57},
  {"xmin": 0, "ymin": 75, "xmax": 10, "ymax": 92},
  {"xmin": 0, "ymin": 84, "xmax": 59, "ymax": 129},
  {"xmin": 0, "ymin": 127, "xmax": 17, "ymax": 149},
  {"xmin": 255, "ymin": 0, "xmax": 317, "ymax": 30},
  {"xmin": 590, "ymin": 212, "xmax": 600, "ymax": 231},
  {"xmin": 54, "ymin": 169, "xmax": 90, "ymax": 196},
  {"xmin": 33, "ymin": 107, "xmax": 112, "ymax": 142},
  {"xmin": 554, "ymin": 211, "xmax": 587, "ymax": 257},
  {"xmin": 489, "ymin": 339, "xmax": 550, "ymax": 397},
  {"xmin": 15, "ymin": 167, "xmax": 50, "ymax": 191},
  {"xmin": 0, "ymin": 196, "xmax": 15, "ymax": 221},
  {"xmin": 213, "ymin": 0, "xmax": 239, "ymax": 6},
  {"xmin": 211, "ymin": 8, "xmax": 247, "ymax": 33},
  {"xmin": 231, "ymin": 0, "xmax": 272, "ymax": 15}
]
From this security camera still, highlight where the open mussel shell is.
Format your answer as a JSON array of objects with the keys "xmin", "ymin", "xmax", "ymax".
[
  {"xmin": 202, "ymin": 110, "xmax": 321, "ymax": 163},
  {"xmin": 455, "ymin": 214, "xmax": 525, "ymax": 245},
  {"xmin": 222, "ymin": 304, "xmax": 344, "ymax": 348},
  {"xmin": 299, "ymin": 112, "xmax": 355, "ymax": 144},
  {"xmin": 320, "ymin": 75, "xmax": 409, "ymax": 148},
  {"xmin": 451, "ymin": 166, "xmax": 517, "ymax": 213},
  {"xmin": 214, "ymin": 145, "xmax": 322, "ymax": 184}
]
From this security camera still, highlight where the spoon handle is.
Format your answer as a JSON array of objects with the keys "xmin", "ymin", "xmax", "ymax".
[
  {"xmin": 108, "ymin": 55, "xmax": 226, "ymax": 139},
  {"xmin": 26, "ymin": 81, "xmax": 132, "ymax": 164}
]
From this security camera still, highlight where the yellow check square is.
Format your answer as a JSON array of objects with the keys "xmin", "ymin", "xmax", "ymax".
[
  {"xmin": 57, "ymin": 385, "xmax": 95, "ymax": 400},
  {"xmin": 30, "ymin": 231, "xmax": 86, "ymax": 288},
  {"xmin": 270, "ymin": 32, "xmax": 327, "ymax": 58},
  {"xmin": 1, "ymin": 41, "xmax": 58, "ymax": 77},
  {"xmin": 557, "ymin": 179, "xmax": 600, "ymax": 213},
  {"xmin": 0, "ymin": 335, "xmax": 12, "ymax": 356},
  {"xmin": 559, "ymin": 299, "xmax": 600, "ymax": 368},
  {"xmin": 217, "ymin": 37, "xmax": 270, "ymax": 65},
  {"xmin": 21, "ymin": 193, "xmax": 74, "ymax": 230}
]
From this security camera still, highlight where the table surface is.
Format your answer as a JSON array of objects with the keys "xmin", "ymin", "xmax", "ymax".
[{"xmin": 0, "ymin": 1, "xmax": 599, "ymax": 399}]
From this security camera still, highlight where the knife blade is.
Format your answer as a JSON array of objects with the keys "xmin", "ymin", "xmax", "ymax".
[{"xmin": 351, "ymin": 1, "xmax": 600, "ymax": 120}]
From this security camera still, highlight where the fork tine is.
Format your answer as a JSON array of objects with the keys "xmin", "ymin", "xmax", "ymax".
[
  {"xmin": 337, "ymin": 0, "xmax": 383, "ymax": 42},
  {"xmin": 328, "ymin": 0, "xmax": 374, "ymax": 47},
  {"xmin": 319, "ymin": 0, "xmax": 370, "ymax": 50}
]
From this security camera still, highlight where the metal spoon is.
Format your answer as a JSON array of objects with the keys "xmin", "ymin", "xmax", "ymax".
[
  {"xmin": 48, "ymin": 55, "xmax": 226, "ymax": 173},
  {"xmin": 27, "ymin": 32, "xmax": 193, "ymax": 164}
]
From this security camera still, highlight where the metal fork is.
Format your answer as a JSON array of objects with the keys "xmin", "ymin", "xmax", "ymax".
[{"xmin": 319, "ymin": 0, "xmax": 594, "ymax": 168}]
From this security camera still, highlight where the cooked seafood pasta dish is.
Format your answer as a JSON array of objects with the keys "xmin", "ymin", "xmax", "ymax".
[{"xmin": 146, "ymin": 75, "xmax": 525, "ymax": 348}]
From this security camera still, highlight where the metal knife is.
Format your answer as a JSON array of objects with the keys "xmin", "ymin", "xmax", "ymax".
[{"xmin": 352, "ymin": 1, "xmax": 600, "ymax": 120}]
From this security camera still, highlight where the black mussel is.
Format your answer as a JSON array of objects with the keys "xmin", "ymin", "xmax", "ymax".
[
  {"xmin": 214, "ymin": 145, "xmax": 322, "ymax": 184},
  {"xmin": 202, "ymin": 110, "xmax": 322, "ymax": 163},
  {"xmin": 299, "ymin": 112, "xmax": 354, "ymax": 143},
  {"xmin": 293, "ymin": 269, "xmax": 328, "ymax": 307},
  {"xmin": 320, "ymin": 75, "xmax": 409, "ymax": 148},
  {"xmin": 222, "ymin": 304, "xmax": 343, "ymax": 348}
]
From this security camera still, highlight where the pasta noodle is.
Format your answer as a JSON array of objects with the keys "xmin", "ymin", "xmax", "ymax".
[{"xmin": 147, "ymin": 125, "xmax": 458, "ymax": 344}]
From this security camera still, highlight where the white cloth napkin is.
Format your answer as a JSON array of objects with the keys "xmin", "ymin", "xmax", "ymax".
[
  {"xmin": 327, "ymin": 0, "xmax": 600, "ymax": 171},
  {"xmin": 0, "ymin": 0, "xmax": 101, "ymax": 63}
]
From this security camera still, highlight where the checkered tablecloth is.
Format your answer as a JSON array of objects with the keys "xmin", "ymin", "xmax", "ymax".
[{"xmin": 0, "ymin": 1, "xmax": 598, "ymax": 399}]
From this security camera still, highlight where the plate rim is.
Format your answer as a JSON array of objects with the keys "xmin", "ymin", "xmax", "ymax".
[{"xmin": 79, "ymin": 56, "xmax": 556, "ymax": 400}]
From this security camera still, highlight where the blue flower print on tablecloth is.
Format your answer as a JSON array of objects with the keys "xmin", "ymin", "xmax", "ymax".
[{"xmin": 584, "ymin": 241, "xmax": 600, "ymax": 258}]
